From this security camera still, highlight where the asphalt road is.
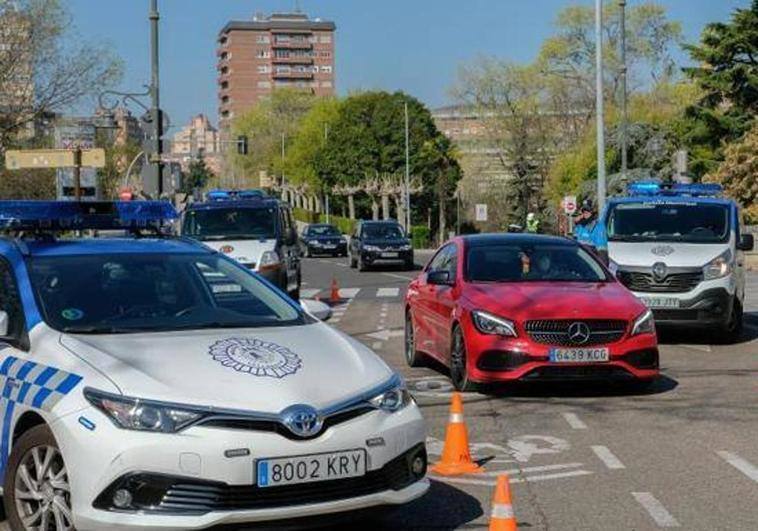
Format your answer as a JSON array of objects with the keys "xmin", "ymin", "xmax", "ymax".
[
  {"xmin": 1, "ymin": 254, "xmax": 755, "ymax": 530},
  {"xmin": 297, "ymin": 253, "xmax": 758, "ymax": 531}
]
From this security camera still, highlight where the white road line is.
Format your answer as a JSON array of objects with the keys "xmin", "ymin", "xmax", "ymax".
[
  {"xmin": 591, "ymin": 445, "xmax": 625, "ymax": 469},
  {"xmin": 522, "ymin": 470, "xmax": 593, "ymax": 482},
  {"xmin": 562, "ymin": 412, "xmax": 587, "ymax": 430},
  {"xmin": 381, "ymin": 272, "xmax": 414, "ymax": 282},
  {"xmin": 633, "ymin": 492, "xmax": 680, "ymax": 528},
  {"xmin": 334, "ymin": 262, "xmax": 347, "ymax": 267},
  {"xmin": 480, "ymin": 463, "xmax": 584, "ymax": 476},
  {"xmin": 301, "ymin": 288, "xmax": 321, "ymax": 299},
  {"xmin": 432, "ymin": 469, "xmax": 593, "ymax": 487},
  {"xmin": 339, "ymin": 287, "xmax": 361, "ymax": 299},
  {"xmin": 377, "ymin": 287, "xmax": 400, "ymax": 297},
  {"xmin": 717, "ymin": 451, "xmax": 758, "ymax": 483}
]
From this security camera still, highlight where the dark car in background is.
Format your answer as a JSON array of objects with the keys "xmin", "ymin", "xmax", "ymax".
[
  {"xmin": 349, "ymin": 220, "xmax": 414, "ymax": 271},
  {"xmin": 299, "ymin": 223, "xmax": 348, "ymax": 257}
]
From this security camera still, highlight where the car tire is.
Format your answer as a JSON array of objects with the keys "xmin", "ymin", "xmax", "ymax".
[
  {"xmin": 4, "ymin": 424, "xmax": 75, "ymax": 531},
  {"xmin": 404, "ymin": 312, "xmax": 424, "ymax": 367},
  {"xmin": 718, "ymin": 299, "xmax": 743, "ymax": 344},
  {"xmin": 450, "ymin": 326, "xmax": 477, "ymax": 392}
]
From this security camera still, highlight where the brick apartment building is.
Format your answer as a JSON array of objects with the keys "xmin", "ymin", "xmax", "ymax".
[{"xmin": 217, "ymin": 11, "xmax": 336, "ymax": 129}]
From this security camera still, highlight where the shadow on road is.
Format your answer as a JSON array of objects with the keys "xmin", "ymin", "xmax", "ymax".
[{"xmin": 657, "ymin": 323, "xmax": 758, "ymax": 346}]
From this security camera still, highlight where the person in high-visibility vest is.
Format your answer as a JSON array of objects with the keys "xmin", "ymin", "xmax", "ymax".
[
  {"xmin": 525, "ymin": 212, "xmax": 540, "ymax": 233},
  {"xmin": 573, "ymin": 199, "xmax": 608, "ymax": 263}
]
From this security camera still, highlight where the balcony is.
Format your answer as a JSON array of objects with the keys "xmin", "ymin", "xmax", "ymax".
[
  {"xmin": 271, "ymin": 41, "xmax": 313, "ymax": 50},
  {"xmin": 272, "ymin": 56, "xmax": 314, "ymax": 65},
  {"xmin": 272, "ymin": 70, "xmax": 314, "ymax": 80}
]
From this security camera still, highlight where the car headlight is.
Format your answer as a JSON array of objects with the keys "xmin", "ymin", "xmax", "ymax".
[
  {"xmin": 702, "ymin": 250, "xmax": 732, "ymax": 280},
  {"xmin": 471, "ymin": 310, "xmax": 517, "ymax": 337},
  {"xmin": 340, "ymin": 237, "xmax": 347, "ymax": 243},
  {"xmin": 399, "ymin": 244, "xmax": 412, "ymax": 251},
  {"xmin": 368, "ymin": 379, "xmax": 412, "ymax": 412},
  {"xmin": 310, "ymin": 240, "xmax": 322, "ymax": 247},
  {"xmin": 631, "ymin": 309, "xmax": 655, "ymax": 336},
  {"xmin": 364, "ymin": 245, "xmax": 381, "ymax": 252},
  {"xmin": 608, "ymin": 259, "xmax": 619, "ymax": 275},
  {"xmin": 84, "ymin": 388, "xmax": 206, "ymax": 433},
  {"xmin": 259, "ymin": 250, "xmax": 281, "ymax": 270}
]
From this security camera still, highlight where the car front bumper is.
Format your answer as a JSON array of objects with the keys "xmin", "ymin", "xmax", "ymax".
[
  {"xmin": 55, "ymin": 404, "xmax": 427, "ymax": 530},
  {"xmin": 461, "ymin": 320, "xmax": 659, "ymax": 383},
  {"xmin": 361, "ymin": 250, "xmax": 413, "ymax": 265},
  {"xmin": 632, "ymin": 287, "xmax": 735, "ymax": 328},
  {"xmin": 307, "ymin": 242, "xmax": 347, "ymax": 255}
]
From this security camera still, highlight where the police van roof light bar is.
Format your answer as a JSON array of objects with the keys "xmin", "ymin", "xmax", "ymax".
[
  {"xmin": 0, "ymin": 201, "xmax": 177, "ymax": 231},
  {"xmin": 206, "ymin": 189, "xmax": 267, "ymax": 201},
  {"xmin": 626, "ymin": 180, "xmax": 723, "ymax": 198}
]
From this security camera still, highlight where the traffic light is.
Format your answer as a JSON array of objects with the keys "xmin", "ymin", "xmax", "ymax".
[{"xmin": 237, "ymin": 135, "xmax": 249, "ymax": 155}]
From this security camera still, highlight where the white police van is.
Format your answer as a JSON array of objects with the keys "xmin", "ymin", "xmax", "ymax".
[
  {"xmin": 0, "ymin": 201, "xmax": 428, "ymax": 530},
  {"xmin": 604, "ymin": 182, "xmax": 754, "ymax": 342}
]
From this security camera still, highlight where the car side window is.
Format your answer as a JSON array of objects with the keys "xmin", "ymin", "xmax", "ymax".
[
  {"xmin": 444, "ymin": 245, "xmax": 458, "ymax": 277},
  {"xmin": 427, "ymin": 244, "xmax": 452, "ymax": 272},
  {"xmin": 0, "ymin": 258, "xmax": 27, "ymax": 346}
]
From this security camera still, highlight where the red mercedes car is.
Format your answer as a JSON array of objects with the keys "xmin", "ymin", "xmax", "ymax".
[{"xmin": 404, "ymin": 234, "xmax": 659, "ymax": 391}]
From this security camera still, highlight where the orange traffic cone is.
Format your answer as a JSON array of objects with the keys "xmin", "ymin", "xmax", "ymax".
[
  {"xmin": 489, "ymin": 474, "xmax": 517, "ymax": 531},
  {"xmin": 431, "ymin": 392, "xmax": 483, "ymax": 475},
  {"xmin": 330, "ymin": 278, "xmax": 340, "ymax": 303}
]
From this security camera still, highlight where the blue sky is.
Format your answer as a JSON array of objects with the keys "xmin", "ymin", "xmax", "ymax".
[{"xmin": 67, "ymin": 0, "xmax": 747, "ymax": 132}]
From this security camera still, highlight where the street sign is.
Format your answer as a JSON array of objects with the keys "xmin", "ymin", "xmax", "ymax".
[
  {"xmin": 4, "ymin": 149, "xmax": 106, "ymax": 170},
  {"xmin": 562, "ymin": 195, "xmax": 577, "ymax": 215},
  {"xmin": 475, "ymin": 203, "xmax": 488, "ymax": 222}
]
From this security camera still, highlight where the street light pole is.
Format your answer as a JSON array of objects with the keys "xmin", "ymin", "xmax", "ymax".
[
  {"xmin": 619, "ymin": 0, "xmax": 628, "ymax": 180},
  {"xmin": 404, "ymin": 101, "xmax": 411, "ymax": 231},
  {"xmin": 149, "ymin": 0, "xmax": 163, "ymax": 196},
  {"xmin": 595, "ymin": 0, "xmax": 607, "ymax": 212}
]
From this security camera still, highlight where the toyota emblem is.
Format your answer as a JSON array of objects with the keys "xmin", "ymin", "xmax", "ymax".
[
  {"xmin": 568, "ymin": 322, "xmax": 591, "ymax": 345},
  {"xmin": 652, "ymin": 262, "xmax": 668, "ymax": 281},
  {"xmin": 281, "ymin": 404, "xmax": 323, "ymax": 438}
]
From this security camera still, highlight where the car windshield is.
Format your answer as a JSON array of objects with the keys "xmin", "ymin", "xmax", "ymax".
[
  {"xmin": 465, "ymin": 244, "xmax": 608, "ymax": 283},
  {"xmin": 29, "ymin": 253, "xmax": 306, "ymax": 334},
  {"xmin": 307, "ymin": 225, "xmax": 340, "ymax": 237},
  {"xmin": 607, "ymin": 202, "xmax": 730, "ymax": 243},
  {"xmin": 363, "ymin": 224, "xmax": 404, "ymax": 240},
  {"xmin": 182, "ymin": 207, "xmax": 277, "ymax": 241}
]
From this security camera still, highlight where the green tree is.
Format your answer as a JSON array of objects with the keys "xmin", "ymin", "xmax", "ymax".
[
  {"xmin": 705, "ymin": 120, "xmax": 758, "ymax": 223},
  {"xmin": 679, "ymin": 1, "xmax": 758, "ymax": 176},
  {"xmin": 183, "ymin": 153, "xmax": 213, "ymax": 194},
  {"xmin": 231, "ymin": 89, "xmax": 316, "ymax": 186}
]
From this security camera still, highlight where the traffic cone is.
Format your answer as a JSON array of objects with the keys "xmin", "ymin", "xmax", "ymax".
[
  {"xmin": 489, "ymin": 474, "xmax": 517, "ymax": 531},
  {"xmin": 431, "ymin": 392, "xmax": 483, "ymax": 475},
  {"xmin": 330, "ymin": 277, "xmax": 340, "ymax": 303}
]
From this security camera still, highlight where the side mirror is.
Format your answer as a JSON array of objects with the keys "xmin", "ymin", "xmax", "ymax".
[
  {"xmin": 0, "ymin": 310, "xmax": 9, "ymax": 337},
  {"xmin": 427, "ymin": 270, "xmax": 454, "ymax": 286},
  {"xmin": 738, "ymin": 233, "xmax": 754, "ymax": 252},
  {"xmin": 300, "ymin": 299, "xmax": 332, "ymax": 322}
]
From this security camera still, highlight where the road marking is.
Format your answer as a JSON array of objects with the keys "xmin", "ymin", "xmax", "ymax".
[
  {"xmin": 562, "ymin": 412, "xmax": 587, "ymax": 430},
  {"xmin": 372, "ymin": 341, "xmax": 383, "ymax": 350},
  {"xmin": 481, "ymin": 463, "xmax": 584, "ymax": 476},
  {"xmin": 301, "ymin": 288, "xmax": 321, "ymax": 299},
  {"xmin": 340, "ymin": 287, "xmax": 361, "ymax": 299},
  {"xmin": 377, "ymin": 287, "xmax": 400, "ymax": 297},
  {"xmin": 633, "ymin": 492, "xmax": 680, "ymax": 527},
  {"xmin": 681, "ymin": 344, "xmax": 712, "ymax": 353},
  {"xmin": 366, "ymin": 329, "xmax": 403, "ymax": 341},
  {"xmin": 591, "ymin": 445, "xmax": 625, "ymax": 470},
  {"xmin": 717, "ymin": 451, "xmax": 758, "ymax": 483},
  {"xmin": 334, "ymin": 262, "xmax": 347, "ymax": 267},
  {"xmin": 381, "ymin": 272, "xmax": 414, "ymax": 282},
  {"xmin": 433, "ymin": 469, "xmax": 593, "ymax": 487}
]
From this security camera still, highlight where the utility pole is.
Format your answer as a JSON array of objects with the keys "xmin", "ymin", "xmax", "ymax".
[
  {"xmin": 73, "ymin": 147, "xmax": 82, "ymax": 201},
  {"xmin": 595, "ymin": 0, "xmax": 607, "ymax": 212},
  {"xmin": 619, "ymin": 0, "xmax": 628, "ymax": 180},
  {"xmin": 148, "ymin": 0, "xmax": 164, "ymax": 196},
  {"xmin": 404, "ymin": 101, "xmax": 411, "ymax": 231},
  {"xmin": 324, "ymin": 123, "xmax": 330, "ymax": 223}
]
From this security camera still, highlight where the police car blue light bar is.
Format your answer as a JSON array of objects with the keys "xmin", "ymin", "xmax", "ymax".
[
  {"xmin": 627, "ymin": 180, "xmax": 723, "ymax": 198},
  {"xmin": 206, "ymin": 189, "xmax": 266, "ymax": 201},
  {"xmin": 626, "ymin": 180, "xmax": 663, "ymax": 196},
  {"xmin": 671, "ymin": 183, "xmax": 723, "ymax": 196},
  {"xmin": 0, "ymin": 201, "xmax": 177, "ymax": 230}
]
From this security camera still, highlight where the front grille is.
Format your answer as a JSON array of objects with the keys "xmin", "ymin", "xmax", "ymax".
[
  {"xmin": 94, "ymin": 444, "xmax": 427, "ymax": 514},
  {"xmin": 525, "ymin": 320, "xmax": 627, "ymax": 346},
  {"xmin": 199, "ymin": 406, "xmax": 374, "ymax": 441},
  {"xmin": 476, "ymin": 350, "xmax": 531, "ymax": 371},
  {"xmin": 618, "ymin": 271, "xmax": 701, "ymax": 293}
]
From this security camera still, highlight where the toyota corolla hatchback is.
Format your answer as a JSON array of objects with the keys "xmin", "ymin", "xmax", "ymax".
[
  {"xmin": 405, "ymin": 234, "xmax": 659, "ymax": 391},
  {"xmin": 0, "ymin": 201, "xmax": 427, "ymax": 531}
]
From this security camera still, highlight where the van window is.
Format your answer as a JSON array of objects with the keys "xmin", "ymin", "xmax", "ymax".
[
  {"xmin": 183, "ymin": 207, "xmax": 277, "ymax": 241},
  {"xmin": 607, "ymin": 202, "xmax": 730, "ymax": 244}
]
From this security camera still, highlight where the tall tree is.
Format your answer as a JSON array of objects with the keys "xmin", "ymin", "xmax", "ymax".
[
  {"xmin": 183, "ymin": 153, "xmax": 213, "ymax": 194},
  {"xmin": 679, "ymin": 0, "xmax": 758, "ymax": 176},
  {"xmin": 0, "ymin": 0, "xmax": 122, "ymax": 149}
]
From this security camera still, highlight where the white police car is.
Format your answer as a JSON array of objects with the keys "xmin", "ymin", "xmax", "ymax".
[{"xmin": 0, "ymin": 201, "xmax": 428, "ymax": 530}]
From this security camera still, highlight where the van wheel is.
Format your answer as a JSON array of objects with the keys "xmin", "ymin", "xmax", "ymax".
[
  {"xmin": 718, "ymin": 299, "xmax": 743, "ymax": 344},
  {"xmin": 4, "ymin": 425, "xmax": 75, "ymax": 531}
]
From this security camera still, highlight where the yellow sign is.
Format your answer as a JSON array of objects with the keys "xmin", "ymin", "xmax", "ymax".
[{"xmin": 4, "ymin": 148, "xmax": 106, "ymax": 170}]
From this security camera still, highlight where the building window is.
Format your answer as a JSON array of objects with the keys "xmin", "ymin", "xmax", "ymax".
[
  {"xmin": 256, "ymin": 49, "xmax": 270, "ymax": 58},
  {"xmin": 275, "ymin": 49, "xmax": 289, "ymax": 58},
  {"xmin": 220, "ymin": 52, "xmax": 228, "ymax": 60},
  {"xmin": 220, "ymin": 66, "xmax": 229, "ymax": 74},
  {"xmin": 319, "ymin": 35, "xmax": 332, "ymax": 44},
  {"xmin": 257, "ymin": 65, "xmax": 270, "ymax": 73},
  {"xmin": 320, "ymin": 51, "xmax": 331, "ymax": 59},
  {"xmin": 312, "ymin": 66, "xmax": 319, "ymax": 73},
  {"xmin": 257, "ymin": 81, "xmax": 272, "ymax": 88},
  {"xmin": 322, "ymin": 65, "xmax": 332, "ymax": 73},
  {"xmin": 276, "ymin": 65, "xmax": 291, "ymax": 73},
  {"xmin": 219, "ymin": 36, "xmax": 228, "ymax": 45},
  {"xmin": 256, "ymin": 34, "xmax": 270, "ymax": 44},
  {"xmin": 221, "ymin": 110, "xmax": 230, "ymax": 118},
  {"xmin": 220, "ymin": 81, "xmax": 229, "ymax": 90},
  {"xmin": 275, "ymin": 34, "xmax": 291, "ymax": 43}
]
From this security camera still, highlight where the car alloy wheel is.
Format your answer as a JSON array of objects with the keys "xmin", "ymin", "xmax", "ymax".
[
  {"xmin": 405, "ymin": 312, "xmax": 423, "ymax": 367},
  {"xmin": 14, "ymin": 445, "xmax": 73, "ymax": 530},
  {"xmin": 450, "ymin": 327, "xmax": 476, "ymax": 392}
]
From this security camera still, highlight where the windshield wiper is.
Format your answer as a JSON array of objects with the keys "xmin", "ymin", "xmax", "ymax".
[{"xmin": 62, "ymin": 326, "xmax": 137, "ymax": 334}]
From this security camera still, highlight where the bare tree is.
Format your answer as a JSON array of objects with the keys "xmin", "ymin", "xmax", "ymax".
[{"xmin": 0, "ymin": 0, "xmax": 122, "ymax": 149}]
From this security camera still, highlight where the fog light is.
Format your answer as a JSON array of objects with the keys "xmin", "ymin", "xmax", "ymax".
[
  {"xmin": 112, "ymin": 488, "xmax": 132, "ymax": 509},
  {"xmin": 411, "ymin": 455, "xmax": 425, "ymax": 477}
]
